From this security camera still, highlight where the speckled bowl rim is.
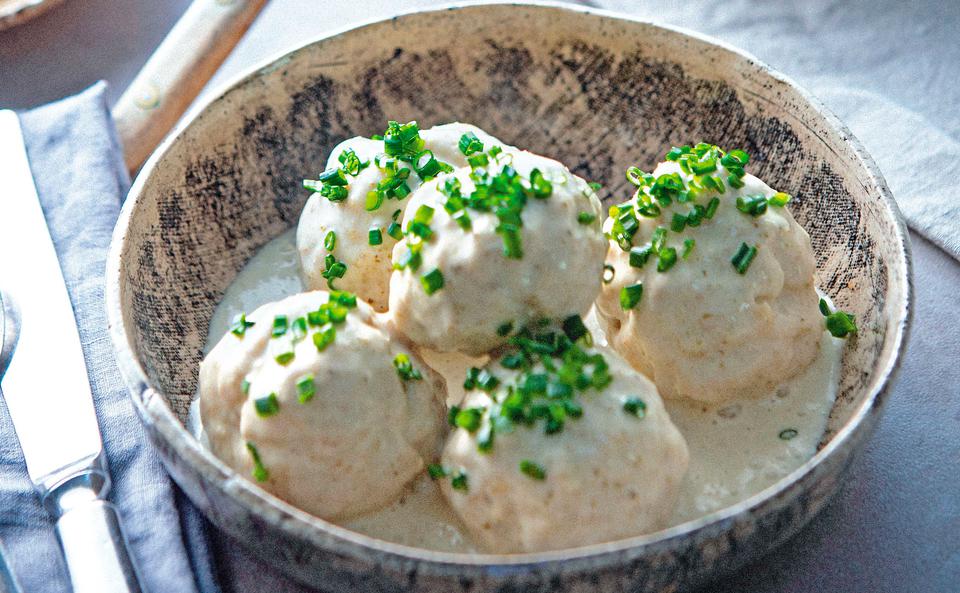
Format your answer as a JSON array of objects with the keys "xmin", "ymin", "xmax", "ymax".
[{"xmin": 106, "ymin": 0, "xmax": 912, "ymax": 573}]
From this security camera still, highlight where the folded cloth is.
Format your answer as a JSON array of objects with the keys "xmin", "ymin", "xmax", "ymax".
[{"xmin": 0, "ymin": 83, "xmax": 220, "ymax": 593}]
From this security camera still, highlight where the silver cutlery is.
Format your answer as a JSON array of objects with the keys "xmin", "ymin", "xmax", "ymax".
[{"xmin": 0, "ymin": 110, "xmax": 144, "ymax": 593}]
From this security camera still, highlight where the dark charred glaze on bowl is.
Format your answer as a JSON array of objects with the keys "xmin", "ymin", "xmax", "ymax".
[{"xmin": 106, "ymin": 3, "xmax": 911, "ymax": 592}]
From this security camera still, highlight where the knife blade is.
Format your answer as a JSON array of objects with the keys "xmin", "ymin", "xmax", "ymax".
[
  {"xmin": 0, "ymin": 110, "xmax": 144, "ymax": 593},
  {"xmin": 0, "ymin": 109, "xmax": 104, "ymax": 495}
]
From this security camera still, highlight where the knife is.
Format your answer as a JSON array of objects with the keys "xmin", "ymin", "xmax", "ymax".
[{"xmin": 0, "ymin": 110, "xmax": 144, "ymax": 593}]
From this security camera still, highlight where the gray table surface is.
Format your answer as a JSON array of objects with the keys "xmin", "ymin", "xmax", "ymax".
[{"xmin": 2, "ymin": 1, "xmax": 958, "ymax": 592}]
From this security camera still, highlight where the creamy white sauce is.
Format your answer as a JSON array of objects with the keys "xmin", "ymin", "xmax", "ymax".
[{"xmin": 197, "ymin": 229, "xmax": 843, "ymax": 552}]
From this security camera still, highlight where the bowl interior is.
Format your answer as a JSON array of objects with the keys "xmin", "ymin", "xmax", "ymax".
[{"xmin": 114, "ymin": 1, "xmax": 907, "ymax": 552}]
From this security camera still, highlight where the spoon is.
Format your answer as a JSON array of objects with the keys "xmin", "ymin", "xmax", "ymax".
[
  {"xmin": 0, "ymin": 289, "xmax": 20, "ymax": 380},
  {"xmin": 0, "ymin": 289, "xmax": 24, "ymax": 593}
]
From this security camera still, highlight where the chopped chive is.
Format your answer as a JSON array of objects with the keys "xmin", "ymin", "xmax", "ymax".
[
  {"xmin": 320, "ymin": 185, "xmax": 349, "ymax": 201},
  {"xmin": 275, "ymin": 350, "xmax": 295, "ymax": 365},
  {"xmin": 454, "ymin": 408, "xmax": 483, "ymax": 432},
  {"xmin": 364, "ymin": 190, "xmax": 383, "ymax": 212},
  {"xmin": 819, "ymin": 298, "xmax": 831, "ymax": 316},
  {"xmin": 736, "ymin": 194, "xmax": 768, "ymax": 217},
  {"xmin": 414, "ymin": 150, "xmax": 442, "ymax": 179},
  {"xmin": 394, "ymin": 353, "xmax": 423, "ymax": 381},
  {"xmin": 458, "ymin": 132, "xmax": 484, "ymax": 155},
  {"xmin": 496, "ymin": 321, "xmax": 514, "ymax": 337},
  {"xmin": 670, "ymin": 212, "xmax": 687, "ymax": 232},
  {"xmin": 588, "ymin": 181, "xmax": 602, "ymax": 192},
  {"xmin": 528, "ymin": 168, "xmax": 553, "ymax": 198},
  {"xmin": 561, "ymin": 314, "xmax": 589, "ymax": 342},
  {"xmin": 368, "ymin": 227, "xmax": 383, "ymax": 245},
  {"xmin": 386, "ymin": 221, "xmax": 403, "ymax": 240},
  {"xmin": 241, "ymin": 379, "xmax": 250, "ymax": 394},
  {"xmin": 254, "ymin": 393, "xmax": 280, "ymax": 417},
  {"xmin": 318, "ymin": 167, "xmax": 348, "ymax": 186},
  {"xmin": 728, "ymin": 174, "xmax": 745, "ymax": 189},
  {"xmin": 682, "ymin": 238, "xmax": 695, "ymax": 259},
  {"xmin": 313, "ymin": 326, "xmax": 336, "ymax": 351},
  {"xmin": 650, "ymin": 227, "xmax": 668, "ymax": 252},
  {"xmin": 420, "ymin": 268, "xmax": 445, "ymax": 295},
  {"xmin": 769, "ymin": 192, "xmax": 792, "ymax": 207},
  {"xmin": 657, "ymin": 247, "xmax": 678, "ymax": 272},
  {"xmin": 296, "ymin": 374, "xmax": 316, "ymax": 403},
  {"xmin": 519, "ymin": 460, "xmax": 546, "ymax": 480},
  {"xmin": 324, "ymin": 231, "xmax": 336, "ymax": 252},
  {"xmin": 779, "ymin": 428, "xmax": 798, "ymax": 440},
  {"xmin": 731, "ymin": 242, "xmax": 758, "ymax": 274},
  {"xmin": 246, "ymin": 442, "xmax": 269, "ymax": 482},
  {"xmin": 705, "ymin": 197, "xmax": 720, "ymax": 219},
  {"xmin": 450, "ymin": 471, "xmax": 469, "ymax": 491},
  {"xmin": 619, "ymin": 283, "xmax": 644, "ymax": 310},
  {"xmin": 498, "ymin": 223, "xmax": 523, "ymax": 259},
  {"xmin": 230, "ymin": 313, "xmax": 255, "ymax": 337},
  {"xmin": 825, "ymin": 310, "xmax": 858, "ymax": 338},
  {"xmin": 291, "ymin": 317, "xmax": 308, "ymax": 342},
  {"xmin": 629, "ymin": 244, "xmax": 653, "ymax": 268},
  {"xmin": 467, "ymin": 153, "xmax": 489, "ymax": 168},
  {"xmin": 271, "ymin": 315, "xmax": 288, "ymax": 338},
  {"xmin": 623, "ymin": 397, "xmax": 647, "ymax": 418},
  {"xmin": 577, "ymin": 211, "xmax": 597, "ymax": 225},
  {"xmin": 427, "ymin": 463, "xmax": 448, "ymax": 479}
]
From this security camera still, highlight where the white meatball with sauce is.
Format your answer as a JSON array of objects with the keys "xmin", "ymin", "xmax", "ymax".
[
  {"xmin": 388, "ymin": 150, "xmax": 607, "ymax": 355},
  {"xmin": 199, "ymin": 290, "xmax": 446, "ymax": 521},
  {"xmin": 595, "ymin": 145, "xmax": 824, "ymax": 403},
  {"xmin": 297, "ymin": 123, "xmax": 505, "ymax": 311},
  {"xmin": 436, "ymin": 327, "xmax": 689, "ymax": 553}
]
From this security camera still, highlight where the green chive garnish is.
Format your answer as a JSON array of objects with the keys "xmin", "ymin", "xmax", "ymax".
[
  {"xmin": 736, "ymin": 194, "xmax": 767, "ymax": 217},
  {"xmin": 414, "ymin": 150, "xmax": 442, "ymax": 179},
  {"xmin": 623, "ymin": 397, "xmax": 647, "ymax": 418},
  {"xmin": 394, "ymin": 353, "xmax": 423, "ymax": 381},
  {"xmin": 670, "ymin": 212, "xmax": 687, "ymax": 232},
  {"xmin": 368, "ymin": 227, "xmax": 383, "ymax": 246},
  {"xmin": 241, "ymin": 379, "xmax": 250, "ymax": 394},
  {"xmin": 427, "ymin": 464, "xmax": 448, "ymax": 479},
  {"xmin": 318, "ymin": 167, "xmax": 348, "ymax": 186},
  {"xmin": 254, "ymin": 393, "xmax": 280, "ymax": 417},
  {"xmin": 682, "ymin": 238, "xmax": 695, "ymax": 259},
  {"xmin": 657, "ymin": 247, "xmax": 678, "ymax": 272},
  {"xmin": 271, "ymin": 315, "xmax": 288, "ymax": 338},
  {"xmin": 731, "ymin": 243, "xmax": 758, "ymax": 274},
  {"xmin": 519, "ymin": 460, "xmax": 546, "ymax": 480},
  {"xmin": 294, "ymin": 374, "xmax": 316, "ymax": 404},
  {"xmin": 386, "ymin": 221, "xmax": 403, "ymax": 240},
  {"xmin": 619, "ymin": 283, "xmax": 643, "ymax": 310},
  {"xmin": 496, "ymin": 321, "xmax": 514, "ymax": 337},
  {"xmin": 230, "ymin": 313, "xmax": 255, "ymax": 337},
  {"xmin": 498, "ymin": 223, "xmax": 523, "ymax": 259},
  {"xmin": 364, "ymin": 190, "xmax": 383, "ymax": 212},
  {"xmin": 275, "ymin": 350, "xmax": 295, "ymax": 365},
  {"xmin": 629, "ymin": 245, "xmax": 653, "ymax": 268},
  {"xmin": 705, "ymin": 197, "xmax": 720, "ymax": 219},
  {"xmin": 420, "ymin": 268, "xmax": 444, "ymax": 295},
  {"xmin": 324, "ymin": 231, "xmax": 336, "ymax": 252},
  {"xmin": 459, "ymin": 132, "xmax": 484, "ymax": 155},
  {"xmin": 313, "ymin": 326, "xmax": 336, "ymax": 351},
  {"xmin": 769, "ymin": 192, "xmax": 792, "ymax": 207},
  {"xmin": 451, "ymin": 471, "xmax": 469, "ymax": 491},
  {"xmin": 454, "ymin": 408, "xmax": 483, "ymax": 432},
  {"xmin": 577, "ymin": 211, "xmax": 596, "ymax": 225},
  {"xmin": 246, "ymin": 442, "xmax": 269, "ymax": 482}
]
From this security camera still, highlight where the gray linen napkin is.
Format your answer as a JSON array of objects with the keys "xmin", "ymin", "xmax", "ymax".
[{"xmin": 0, "ymin": 83, "xmax": 219, "ymax": 593}]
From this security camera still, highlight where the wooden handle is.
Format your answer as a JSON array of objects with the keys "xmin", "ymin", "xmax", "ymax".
[{"xmin": 112, "ymin": 0, "xmax": 268, "ymax": 175}]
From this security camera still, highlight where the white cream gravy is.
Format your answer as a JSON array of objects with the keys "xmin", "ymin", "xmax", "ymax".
[{"xmin": 199, "ymin": 229, "xmax": 843, "ymax": 553}]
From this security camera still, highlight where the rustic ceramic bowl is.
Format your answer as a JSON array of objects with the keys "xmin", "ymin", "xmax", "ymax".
[{"xmin": 106, "ymin": 2, "xmax": 911, "ymax": 591}]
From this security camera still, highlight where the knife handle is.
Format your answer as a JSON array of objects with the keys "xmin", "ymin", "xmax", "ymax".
[{"xmin": 49, "ymin": 474, "xmax": 144, "ymax": 593}]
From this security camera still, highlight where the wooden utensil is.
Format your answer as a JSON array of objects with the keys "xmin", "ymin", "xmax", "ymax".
[{"xmin": 112, "ymin": 0, "xmax": 267, "ymax": 174}]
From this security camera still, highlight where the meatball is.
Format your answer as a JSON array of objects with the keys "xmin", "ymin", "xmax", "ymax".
[
  {"xmin": 297, "ymin": 123, "xmax": 505, "ymax": 311},
  {"xmin": 436, "ymin": 323, "xmax": 689, "ymax": 553},
  {"xmin": 199, "ymin": 290, "xmax": 446, "ymax": 520},
  {"xmin": 595, "ymin": 145, "xmax": 823, "ymax": 403},
  {"xmin": 388, "ymin": 150, "xmax": 607, "ymax": 355}
]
